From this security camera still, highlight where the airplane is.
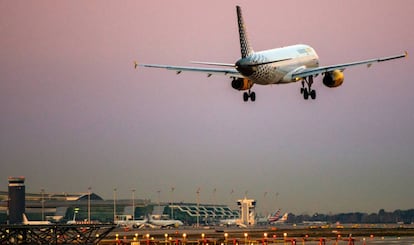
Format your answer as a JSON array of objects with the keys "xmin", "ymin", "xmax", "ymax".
[
  {"xmin": 256, "ymin": 209, "xmax": 288, "ymax": 224},
  {"xmin": 270, "ymin": 212, "xmax": 288, "ymax": 224},
  {"xmin": 147, "ymin": 214, "xmax": 183, "ymax": 228},
  {"xmin": 114, "ymin": 215, "xmax": 148, "ymax": 229},
  {"xmin": 135, "ymin": 6, "xmax": 407, "ymax": 102},
  {"xmin": 219, "ymin": 218, "xmax": 247, "ymax": 228},
  {"xmin": 267, "ymin": 209, "xmax": 282, "ymax": 223},
  {"xmin": 22, "ymin": 213, "xmax": 52, "ymax": 225}
]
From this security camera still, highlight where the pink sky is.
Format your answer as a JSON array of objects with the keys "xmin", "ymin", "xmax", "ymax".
[{"xmin": 1, "ymin": 0, "xmax": 413, "ymax": 214}]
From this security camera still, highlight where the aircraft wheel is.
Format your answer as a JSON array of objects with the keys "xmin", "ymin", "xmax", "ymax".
[
  {"xmin": 243, "ymin": 92, "xmax": 249, "ymax": 102},
  {"xmin": 303, "ymin": 88, "xmax": 309, "ymax": 100},
  {"xmin": 250, "ymin": 92, "xmax": 256, "ymax": 102},
  {"xmin": 310, "ymin": 90, "xmax": 316, "ymax": 100},
  {"xmin": 300, "ymin": 87, "xmax": 304, "ymax": 94}
]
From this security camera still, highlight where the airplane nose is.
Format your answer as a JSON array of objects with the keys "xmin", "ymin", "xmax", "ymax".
[{"xmin": 235, "ymin": 59, "xmax": 256, "ymax": 76}]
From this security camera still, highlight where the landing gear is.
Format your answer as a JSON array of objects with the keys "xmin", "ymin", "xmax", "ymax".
[
  {"xmin": 243, "ymin": 90, "xmax": 256, "ymax": 102},
  {"xmin": 300, "ymin": 76, "xmax": 316, "ymax": 100}
]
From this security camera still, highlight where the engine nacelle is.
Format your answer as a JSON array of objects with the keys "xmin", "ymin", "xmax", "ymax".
[
  {"xmin": 231, "ymin": 78, "xmax": 253, "ymax": 91},
  {"xmin": 323, "ymin": 70, "xmax": 344, "ymax": 88}
]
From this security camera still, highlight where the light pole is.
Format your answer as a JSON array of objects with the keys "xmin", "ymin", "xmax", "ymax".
[
  {"xmin": 170, "ymin": 187, "xmax": 175, "ymax": 219},
  {"xmin": 113, "ymin": 188, "xmax": 117, "ymax": 222},
  {"xmin": 196, "ymin": 188, "xmax": 200, "ymax": 227},
  {"xmin": 212, "ymin": 188, "xmax": 216, "ymax": 223},
  {"xmin": 157, "ymin": 190, "xmax": 161, "ymax": 207},
  {"xmin": 41, "ymin": 189, "xmax": 45, "ymax": 221},
  {"xmin": 88, "ymin": 187, "xmax": 91, "ymax": 223},
  {"xmin": 132, "ymin": 189, "xmax": 136, "ymax": 220}
]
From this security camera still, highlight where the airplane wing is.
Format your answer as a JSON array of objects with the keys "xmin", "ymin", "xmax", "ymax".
[
  {"xmin": 135, "ymin": 62, "xmax": 244, "ymax": 78},
  {"xmin": 292, "ymin": 51, "xmax": 407, "ymax": 79}
]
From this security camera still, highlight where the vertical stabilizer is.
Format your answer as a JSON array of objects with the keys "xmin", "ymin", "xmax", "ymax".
[{"xmin": 236, "ymin": 6, "xmax": 254, "ymax": 58}]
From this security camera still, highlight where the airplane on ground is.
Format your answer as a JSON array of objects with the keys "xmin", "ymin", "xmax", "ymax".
[
  {"xmin": 267, "ymin": 209, "xmax": 282, "ymax": 223},
  {"xmin": 22, "ymin": 213, "xmax": 52, "ymax": 225},
  {"xmin": 136, "ymin": 6, "xmax": 407, "ymax": 102},
  {"xmin": 219, "ymin": 218, "xmax": 247, "ymax": 228},
  {"xmin": 270, "ymin": 212, "xmax": 288, "ymax": 224},
  {"xmin": 147, "ymin": 214, "xmax": 183, "ymax": 228},
  {"xmin": 114, "ymin": 217, "xmax": 148, "ymax": 229},
  {"xmin": 257, "ymin": 209, "xmax": 288, "ymax": 225}
]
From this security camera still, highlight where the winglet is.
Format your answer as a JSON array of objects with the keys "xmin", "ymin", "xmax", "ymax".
[
  {"xmin": 405, "ymin": 50, "xmax": 408, "ymax": 58},
  {"xmin": 134, "ymin": 61, "xmax": 138, "ymax": 69}
]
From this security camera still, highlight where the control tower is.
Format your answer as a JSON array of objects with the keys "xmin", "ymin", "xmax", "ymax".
[
  {"xmin": 8, "ymin": 176, "xmax": 25, "ymax": 224},
  {"xmin": 237, "ymin": 197, "xmax": 256, "ymax": 226}
]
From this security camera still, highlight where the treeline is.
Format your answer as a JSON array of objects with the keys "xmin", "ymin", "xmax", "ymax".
[{"xmin": 289, "ymin": 209, "xmax": 414, "ymax": 224}]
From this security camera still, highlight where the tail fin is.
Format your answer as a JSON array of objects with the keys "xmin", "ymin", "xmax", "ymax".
[
  {"xmin": 236, "ymin": 6, "xmax": 254, "ymax": 58},
  {"xmin": 22, "ymin": 213, "xmax": 29, "ymax": 224},
  {"xmin": 280, "ymin": 213, "xmax": 288, "ymax": 222}
]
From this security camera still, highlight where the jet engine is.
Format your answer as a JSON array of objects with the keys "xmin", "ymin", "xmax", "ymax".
[
  {"xmin": 231, "ymin": 78, "xmax": 253, "ymax": 91},
  {"xmin": 322, "ymin": 70, "xmax": 344, "ymax": 88}
]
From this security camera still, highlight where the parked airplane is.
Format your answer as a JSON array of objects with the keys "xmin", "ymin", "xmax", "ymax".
[
  {"xmin": 136, "ymin": 6, "xmax": 407, "ymax": 102},
  {"xmin": 147, "ymin": 215, "xmax": 183, "ymax": 228},
  {"xmin": 219, "ymin": 218, "xmax": 247, "ymax": 228},
  {"xmin": 22, "ymin": 213, "xmax": 52, "ymax": 225},
  {"xmin": 114, "ymin": 215, "xmax": 148, "ymax": 229},
  {"xmin": 257, "ymin": 209, "xmax": 288, "ymax": 225},
  {"xmin": 270, "ymin": 212, "xmax": 288, "ymax": 224}
]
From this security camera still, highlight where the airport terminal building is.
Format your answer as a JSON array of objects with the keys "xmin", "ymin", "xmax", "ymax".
[{"xmin": 0, "ymin": 190, "xmax": 239, "ymax": 225}]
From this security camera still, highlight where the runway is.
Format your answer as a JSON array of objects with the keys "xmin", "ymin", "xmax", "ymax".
[{"xmin": 100, "ymin": 226, "xmax": 414, "ymax": 244}]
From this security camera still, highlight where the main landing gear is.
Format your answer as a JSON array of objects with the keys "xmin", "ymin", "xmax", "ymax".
[
  {"xmin": 243, "ymin": 90, "xmax": 256, "ymax": 102},
  {"xmin": 300, "ymin": 76, "xmax": 316, "ymax": 100}
]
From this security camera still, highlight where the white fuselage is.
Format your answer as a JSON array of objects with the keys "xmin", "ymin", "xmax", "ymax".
[
  {"xmin": 236, "ymin": 44, "xmax": 319, "ymax": 85},
  {"xmin": 149, "ymin": 218, "xmax": 183, "ymax": 227}
]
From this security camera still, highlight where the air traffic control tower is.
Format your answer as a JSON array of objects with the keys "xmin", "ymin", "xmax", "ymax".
[
  {"xmin": 8, "ymin": 176, "xmax": 25, "ymax": 224},
  {"xmin": 237, "ymin": 197, "xmax": 256, "ymax": 226}
]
